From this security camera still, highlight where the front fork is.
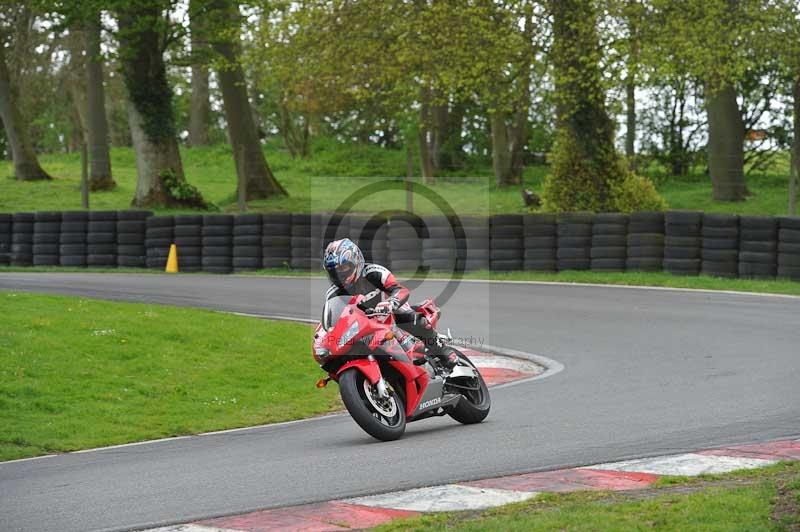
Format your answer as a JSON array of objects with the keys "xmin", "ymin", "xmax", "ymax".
[{"xmin": 335, "ymin": 355, "xmax": 391, "ymax": 399}]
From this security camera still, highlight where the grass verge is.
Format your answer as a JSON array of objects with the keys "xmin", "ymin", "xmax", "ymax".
[
  {"xmin": 245, "ymin": 268, "xmax": 800, "ymax": 297},
  {"xmin": 0, "ymin": 291, "xmax": 337, "ymax": 462},
  {"xmin": 376, "ymin": 462, "xmax": 800, "ymax": 531},
  {"xmin": 2, "ymin": 266, "xmax": 799, "ymax": 297}
]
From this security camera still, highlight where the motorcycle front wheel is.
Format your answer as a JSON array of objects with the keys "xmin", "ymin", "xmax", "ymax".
[
  {"xmin": 447, "ymin": 350, "xmax": 491, "ymax": 424},
  {"xmin": 339, "ymin": 369, "xmax": 406, "ymax": 441}
]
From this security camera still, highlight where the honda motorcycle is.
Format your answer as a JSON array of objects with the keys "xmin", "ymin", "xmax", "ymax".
[{"xmin": 312, "ymin": 294, "xmax": 490, "ymax": 441}]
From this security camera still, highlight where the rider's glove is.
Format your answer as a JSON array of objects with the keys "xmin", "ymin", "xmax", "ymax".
[{"xmin": 373, "ymin": 301, "xmax": 393, "ymax": 315}]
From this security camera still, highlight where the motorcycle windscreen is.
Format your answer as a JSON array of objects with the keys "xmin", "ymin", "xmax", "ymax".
[{"xmin": 322, "ymin": 295, "xmax": 351, "ymax": 331}]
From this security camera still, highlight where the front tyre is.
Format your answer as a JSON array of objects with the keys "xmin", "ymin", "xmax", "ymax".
[
  {"xmin": 447, "ymin": 350, "xmax": 491, "ymax": 424},
  {"xmin": 339, "ymin": 369, "xmax": 406, "ymax": 441}
]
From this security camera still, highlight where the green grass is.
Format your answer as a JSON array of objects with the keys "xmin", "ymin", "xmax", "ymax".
[
  {"xmin": 2, "ymin": 266, "xmax": 799, "ymax": 296},
  {"xmin": 237, "ymin": 268, "xmax": 800, "ymax": 296},
  {"xmin": 0, "ymin": 291, "xmax": 338, "ymax": 462},
  {"xmin": 376, "ymin": 461, "xmax": 800, "ymax": 531},
  {"xmin": 0, "ymin": 138, "xmax": 794, "ymax": 215}
]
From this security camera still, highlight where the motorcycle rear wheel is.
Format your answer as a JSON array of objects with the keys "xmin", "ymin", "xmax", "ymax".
[
  {"xmin": 447, "ymin": 350, "xmax": 491, "ymax": 424},
  {"xmin": 339, "ymin": 369, "xmax": 406, "ymax": 441}
]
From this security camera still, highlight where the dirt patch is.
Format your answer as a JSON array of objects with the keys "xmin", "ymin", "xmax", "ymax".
[{"xmin": 771, "ymin": 474, "xmax": 800, "ymax": 531}]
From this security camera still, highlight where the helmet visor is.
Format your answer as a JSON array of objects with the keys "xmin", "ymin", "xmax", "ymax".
[{"xmin": 328, "ymin": 262, "xmax": 356, "ymax": 285}]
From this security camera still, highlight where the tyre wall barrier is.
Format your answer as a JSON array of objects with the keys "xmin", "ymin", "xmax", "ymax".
[
  {"xmin": 524, "ymin": 214, "xmax": 557, "ymax": 272},
  {"xmin": 232, "ymin": 213, "xmax": 262, "ymax": 272},
  {"xmin": 664, "ymin": 210, "xmax": 702, "ymax": 276},
  {"xmin": 87, "ymin": 211, "xmax": 117, "ymax": 268},
  {"xmin": 33, "ymin": 211, "xmax": 61, "ymax": 267},
  {"xmin": 2, "ymin": 210, "xmax": 800, "ymax": 282},
  {"xmin": 557, "ymin": 212, "xmax": 592, "ymax": 271},
  {"xmin": 701, "ymin": 213, "xmax": 739, "ymax": 278},
  {"xmin": 202, "ymin": 215, "xmax": 233, "ymax": 273},
  {"xmin": 626, "ymin": 211, "xmax": 664, "ymax": 272},
  {"xmin": 60, "ymin": 211, "xmax": 89, "ymax": 267},
  {"xmin": 491, "ymin": 214, "xmax": 523, "ymax": 271},
  {"xmin": 262, "ymin": 213, "xmax": 291, "ymax": 269},
  {"xmin": 117, "ymin": 210, "xmax": 151, "ymax": 268},
  {"xmin": 778, "ymin": 216, "xmax": 800, "ymax": 280},
  {"xmin": 738, "ymin": 216, "xmax": 777, "ymax": 279},
  {"xmin": 146, "ymin": 215, "xmax": 174, "ymax": 270},
  {"xmin": 0, "ymin": 213, "xmax": 11, "ymax": 265},
  {"xmin": 11, "ymin": 213, "xmax": 34, "ymax": 266},
  {"xmin": 591, "ymin": 213, "xmax": 628, "ymax": 272}
]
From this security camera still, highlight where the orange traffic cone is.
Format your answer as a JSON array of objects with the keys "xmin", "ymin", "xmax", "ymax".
[{"xmin": 165, "ymin": 244, "xmax": 179, "ymax": 273}]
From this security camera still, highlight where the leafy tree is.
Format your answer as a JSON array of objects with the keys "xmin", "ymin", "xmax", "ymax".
[
  {"xmin": 541, "ymin": 0, "xmax": 664, "ymax": 212},
  {"xmin": 0, "ymin": 4, "xmax": 52, "ymax": 180}
]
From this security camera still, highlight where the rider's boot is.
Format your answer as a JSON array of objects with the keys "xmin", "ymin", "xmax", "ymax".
[{"xmin": 426, "ymin": 339, "xmax": 458, "ymax": 369}]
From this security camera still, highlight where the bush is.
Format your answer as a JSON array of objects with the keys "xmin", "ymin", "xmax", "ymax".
[
  {"xmin": 541, "ymin": 128, "xmax": 666, "ymax": 213},
  {"xmin": 609, "ymin": 173, "xmax": 667, "ymax": 213}
]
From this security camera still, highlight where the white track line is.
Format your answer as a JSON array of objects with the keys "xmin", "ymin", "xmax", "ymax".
[
  {"xmin": 344, "ymin": 484, "xmax": 537, "ymax": 512},
  {"xmin": 588, "ymin": 452, "xmax": 777, "ymax": 476},
  {"xmin": 226, "ymin": 273, "xmax": 800, "ymax": 301}
]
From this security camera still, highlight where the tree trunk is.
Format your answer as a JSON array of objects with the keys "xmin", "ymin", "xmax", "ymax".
[
  {"xmin": 490, "ymin": 111, "xmax": 513, "ymax": 186},
  {"xmin": 417, "ymin": 90, "xmax": 435, "ymax": 184},
  {"xmin": 188, "ymin": 66, "xmax": 210, "ymax": 147},
  {"xmin": 625, "ymin": 74, "xmax": 636, "ymax": 167},
  {"xmin": 84, "ymin": 13, "xmax": 115, "ymax": 191},
  {"xmin": 0, "ymin": 44, "xmax": 51, "ymax": 180},
  {"xmin": 211, "ymin": 1, "xmax": 286, "ymax": 200},
  {"xmin": 546, "ymin": 0, "xmax": 626, "ymax": 211},
  {"xmin": 790, "ymin": 73, "xmax": 799, "ymax": 215},
  {"xmin": 117, "ymin": 1, "xmax": 205, "ymax": 208},
  {"xmin": 418, "ymin": 126, "xmax": 435, "ymax": 184},
  {"xmin": 188, "ymin": 0, "xmax": 211, "ymax": 147},
  {"xmin": 128, "ymin": 101, "xmax": 194, "ymax": 207},
  {"xmin": 706, "ymin": 83, "xmax": 747, "ymax": 201}
]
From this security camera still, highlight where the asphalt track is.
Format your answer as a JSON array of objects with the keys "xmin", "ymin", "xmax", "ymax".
[{"xmin": 1, "ymin": 272, "xmax": 799, "ymax": 532}]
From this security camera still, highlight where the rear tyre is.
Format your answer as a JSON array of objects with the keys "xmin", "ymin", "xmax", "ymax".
[
  {"xmin": 447, "ymin": 350, "xmax": 491, "ymax": 424},
  {"xmin": 339, "ymin": 369, "xmax": 406, "ymax": 441}
]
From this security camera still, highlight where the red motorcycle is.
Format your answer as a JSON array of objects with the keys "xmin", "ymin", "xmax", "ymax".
[{"xmin": 312, "ymin": 294, "xmax": 490, "ymax": 441}]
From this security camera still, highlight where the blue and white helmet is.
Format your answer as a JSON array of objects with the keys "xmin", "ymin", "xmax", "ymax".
[{"xmin": 323, "ymin": 238, "xmax": 364, "ymax": 289}]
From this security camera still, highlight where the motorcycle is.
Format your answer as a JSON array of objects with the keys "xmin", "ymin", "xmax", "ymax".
[{"xmin": 312, "ymin": 294, "xmax": 490, "ymax": 441}]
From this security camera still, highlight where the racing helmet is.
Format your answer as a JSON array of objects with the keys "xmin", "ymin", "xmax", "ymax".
[{"xmin": 323, "ymin": 238, "xmax": 364, "ymax": 290}]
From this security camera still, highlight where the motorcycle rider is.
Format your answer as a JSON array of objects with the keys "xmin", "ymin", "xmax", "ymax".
[{"xmin": 322, "ymin": 238, "xmax": 457, "ymax": 368}]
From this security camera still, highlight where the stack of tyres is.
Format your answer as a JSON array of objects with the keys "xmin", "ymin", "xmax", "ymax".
[
  {"xmin": 87, "ymin": 211, "xmax": 117, "ymax": 267},
  {"xmin": 490, "ymin": 215, "xmax": 523, "ymax": 271},
  {"xmin": 32, "ymin": 211, "xmax": 61, "ymax": 266},
  {"xmin": 738, "ymin": 216, "xmax": 778, "ymax": 279},
  {"xmin": 368, "ymin": 216, "xmax": 390, "ymax": 266},
  {"xmin": 290, "ymin": 214, "xmax": 318, "ymax": 270},
  {"xmin": 459, "ymin": 216, "xmax": 490, "ymax": 271},
  {"xmin": 11, "ymin": 213, "xmax": 34, "ymax": 266},
  {"xmin": 701, "ymin": 214, "xmax": 739, "ymax": 278},
  {"xmin": 663, "ymin": 211, "xmax": 702, "ymax": 275},
  {"xmin": 173, "ymin": 215, "xmax": 203, "ymax": 272},
  {"xmin": 523, "ymin": 214, "xmax": 557, "ymax": 272},
  {"xmin": 232, "ymin": 214, "xmax": 263, "ymax": 271},
  {"xmin": 60, "ymin": 212, "xmax": 88, "ymax": 267},
  {"xmin": 318, "ymin": 213, "xmax": 349, "ymax": 263},
  {"xmin": 0, "ymin": 214, "xmax": 10, "ymax": 265},
  {"xmin": 116, "ymin": 211, "xmax": 151, "ymax": 268},
  {"xmin": 777, "ymin": 216, "xmax": 800, "ymax": 280},
  {"xmin": 202, "ymin": 215, "xmax": 233, "ymax": 273},
  {"xmin": 626, "ymin": 212, "xmax": 664, "ymax": 272},
  {"xmin": 262, "ymin": 214, "xmax": 291, "ymax": 269},
  {"xmin": 146, "ymin": 216, "xmax": 174, "ymax": 269},
  {"xmin": 591, "ymin": 213, "xmax": 628, "ymax": 272},
  {"xmin": 422, "ymin": 216, "xmax": 460, "ymax": 272},
  {"xmin": 556, "ymin": 212, "xmax": 592, "ymax": 271},
  {"xmin": 388, "ymin": 214, "xmax": 424, "ymax": 273}
]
